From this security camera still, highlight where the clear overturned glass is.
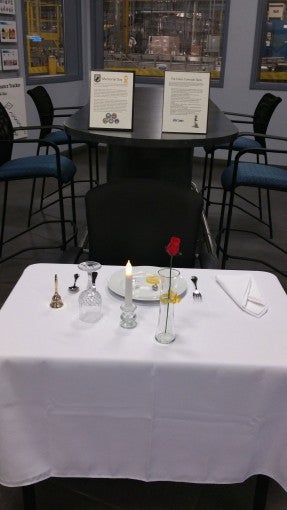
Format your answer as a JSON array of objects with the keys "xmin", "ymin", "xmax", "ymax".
[{"xmin": 78, "ymin": 261, "xmax": 102, "ymax": 323}]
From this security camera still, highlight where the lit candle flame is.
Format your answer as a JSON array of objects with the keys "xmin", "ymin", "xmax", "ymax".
[{"xmin": 125, "ymin": 260, "xmax": 132, "ymax": 276}]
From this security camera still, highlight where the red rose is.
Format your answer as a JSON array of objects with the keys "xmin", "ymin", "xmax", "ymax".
[{"xmin": 166, "ymin": 236, "xmax": 181, "ymax": 257}]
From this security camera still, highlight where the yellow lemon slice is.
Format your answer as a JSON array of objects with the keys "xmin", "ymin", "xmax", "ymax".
[
  {"xmin": 146, "ymin": 275, "xmax": 160, "ymax": 285},
  {"xmin": 160, "ymin": 291, "xmax": 181, "ymax": 304}
]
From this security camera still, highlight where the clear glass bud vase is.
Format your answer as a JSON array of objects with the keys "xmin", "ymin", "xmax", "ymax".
[{"xmin": 155, "ymin": 268, "xmax": 180, "ymax": 344}]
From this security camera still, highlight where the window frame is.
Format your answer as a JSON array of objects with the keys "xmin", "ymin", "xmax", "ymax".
[
  {"xmin": 91, "ymin": 0, "xmax": 231, "ymax": 88},
  {"xmin": 250, "ymin": 0, "xmax": 287, "ymax": 90},
  {"xmin": 22, "ymin": 0, "xmax": 83, "ymax": 85}
]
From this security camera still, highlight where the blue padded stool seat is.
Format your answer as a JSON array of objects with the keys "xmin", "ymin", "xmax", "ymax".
[
  {"xmin": 221, "ymin": 162, "xmax": 287, "ymax": 192},
  {"xmin": 231, "ymin": 137, "xmax": 262, "ymax": 151},
  {"xmin": 45, "ymin": 130, "xmax": 97, "ymax": 148},
  {"xmin": 45, "ymin": 131, "xmax": 81, "ymax": 145},
  {"xmin": 0, "ymin": 154, "xmax": 76, "ymax": 183},
  {"xmin": 205, "ymin": 137, "xmax": 262, "ymax": 155}
]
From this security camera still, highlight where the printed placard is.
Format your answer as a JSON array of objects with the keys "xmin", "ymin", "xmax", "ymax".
[
  {"xmin": 0, "ymin": 20, "xmax": 17, "ymax": 42},
  {"xmin": 1, "ymin": 48, "xmax": 19, "ymax": 70},
  {"xmin": 0, "ymin": 77, "xmax": 27, "ymax": 139},
  {"xmin": 0, "ymin": 0, "xmax": 15, "ymax": 14},
  {"xmin": 89, "ymin": 70, "xmax": 134, "ymax": 131},
  {"xmin": 162, "ymin": 71, "xmax": 210, "ymax": 134}
]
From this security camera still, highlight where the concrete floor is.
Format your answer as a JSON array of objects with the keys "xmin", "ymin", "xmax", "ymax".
[{"xmin": 0, "ymin": 146, "xmax": 286, "ymax": 509}]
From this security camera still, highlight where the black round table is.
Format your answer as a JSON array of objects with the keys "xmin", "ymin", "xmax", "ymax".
[{"xmin": 65, "ymin": 85, "xmax": 238, "ymax": 186}]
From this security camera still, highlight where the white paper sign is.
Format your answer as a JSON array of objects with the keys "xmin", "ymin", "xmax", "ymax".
[
  {"xmin": 0, "ymin": 0, "xmax": 15, "ymax": 14},
  {"xmin": 89, "ymin": 70, "xmax": 134, "ymax": 131},
  {"xmin": 0, "ymin": 20, "xmax": 17, "ymax": 42},
  {"xmin": 1, "ymin": 48, "xmax": 19, "ymax": 70},
  {"xmin": 162, "ymin": 71, "xmax": 210, "ymax": 134},
  {"xmin": 0, "ymin": 77, "xmax": 27, "ymax": 139}
]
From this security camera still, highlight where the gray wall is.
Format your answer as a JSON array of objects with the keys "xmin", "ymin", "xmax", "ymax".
[{"xmin": 12, "ymin": 0, "xmax": 287, "ymax": 162}]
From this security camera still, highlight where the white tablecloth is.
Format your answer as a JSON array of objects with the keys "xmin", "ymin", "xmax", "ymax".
[{"xmin": 0, "ymin": 264, "xmax": 286, "ymax": 489}]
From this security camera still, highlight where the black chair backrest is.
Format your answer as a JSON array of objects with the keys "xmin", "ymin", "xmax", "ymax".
[
  {"xmin": 253, "ymin": 93, "xmax": 282, "ymax": 147},
  {"xmin": 27, "ymin": 85, "xmax": 54, "ymax": 139},
  {"xmin": 85, "ymin": 179, "xmax": 203, "ymax": 267},
  {"xmin": 0, "ymin": 102, "xmax": 13, "ymax": 165}
]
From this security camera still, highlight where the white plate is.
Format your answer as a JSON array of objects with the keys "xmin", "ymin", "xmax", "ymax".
[{"xmin": 108, "ymin": 266, "xmax": 187, "ymax": 302}]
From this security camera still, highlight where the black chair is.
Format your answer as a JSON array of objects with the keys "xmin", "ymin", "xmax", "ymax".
[
  {"xmin": 202, "ymin": 93, "xmax": 282, "ymax": 237},
  {"xmin": 85, "ymin": 179, "xmax": 217, "ymax": 268},
  {"xmin": 27, "ymin": 85, "xmax": 99, "ymax": 225},
  {"xmin": 216, "ymin": 134, "xmax": 287, "ymax": 276},
  {"xmin": 0, "ymin": 102, "xmax": 77, "ymax": 263}
]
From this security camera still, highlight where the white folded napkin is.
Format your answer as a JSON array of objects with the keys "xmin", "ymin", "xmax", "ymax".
[{"xmin": 216, "ymin": 274, "xmax": 268, "ymax": 317}]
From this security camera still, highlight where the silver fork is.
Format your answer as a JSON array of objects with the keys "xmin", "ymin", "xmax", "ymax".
[{"xmin": 191, "ymin": 276, "xmax": 202, "ymax": 301}]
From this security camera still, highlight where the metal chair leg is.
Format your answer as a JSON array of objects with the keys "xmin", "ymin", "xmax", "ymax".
[
  {"xmin": 267, "ymin": 189, "xmax": 273, "ymax": 239},
  {"xmin": 58, "ymin": 179, "xmax": 67, "ymax": 251},
  {"xmin": 216, "ymin": 189, "xmax": 227, "ymax": 257},
  {"xmin": 27, "ymin": 178, "xmax": 36, "ymax": 227},
  {"xmin": 258, "ymin": 188, "xmax": 263, "ymax": 220},
  {"xmin": 39, "ymin": 147, "xmax": 49, "ymax": 211},
  {"xmin": 201, "ymin": 151, "xmax": 210, "ymax": 197},
  {"xmin": 70, "ymin": 178, "xmax": 78, "ymax": 246},
  {"xmin": 0, "ymin": 181, "xmax": 8, "ymax": 258},
  {"xmin": 205, "ymin": 150, "xmax": 215, "ymax": 217},
  {"xmin": 39, "ymin": 177, "xmax": 46, "ymax": 210},
  {"xmin": 221, "ymin": 188, "xmax": 235, "ymax": 268}
]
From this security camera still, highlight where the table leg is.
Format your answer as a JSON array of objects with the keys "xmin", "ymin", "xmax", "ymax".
[
  {"xmin": 253, "ymin": 475, "xmax": 269, "ymax": 510},
  {"xmin": 22, "ymin": 484, "xmax": 36, "ymax": 510}
]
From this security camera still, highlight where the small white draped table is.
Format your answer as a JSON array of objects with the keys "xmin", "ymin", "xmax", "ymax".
[{"xmin": 0, "ymin": 263, "xmax": 286, "ymax": 492}]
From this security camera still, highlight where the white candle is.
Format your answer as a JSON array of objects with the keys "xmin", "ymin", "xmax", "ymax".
[{"xmin": 125, "ymin": 260, "xmax": 133, "ymax": 307}]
